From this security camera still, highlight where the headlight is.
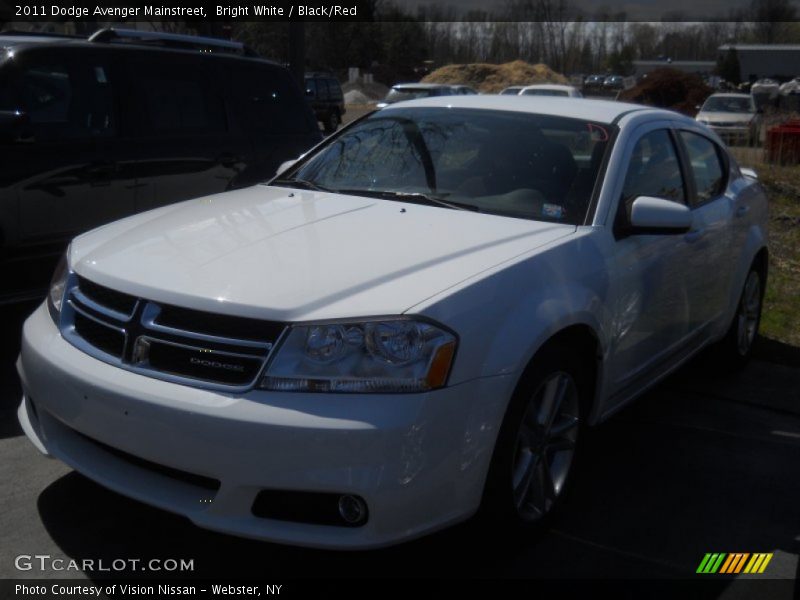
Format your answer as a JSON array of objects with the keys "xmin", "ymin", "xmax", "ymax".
[
  {"xmin": 47, "ymin": 249, "xmax": 69, "ymax": 323},
  {"xmin": 260, "ymin": 318, "xmax": 457, "ymax": 393}
]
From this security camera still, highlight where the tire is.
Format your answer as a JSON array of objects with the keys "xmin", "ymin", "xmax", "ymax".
[
  {"xmin": 714, "ymin": 265, "xmax": 764, "ymax": 371},
  {"xmin": 323, "ymin": 110, "xmax": 340, "ymax": 134},
  {"xmin": 479, "ymin": 345, "xmax": 589, "ymax": 536}
]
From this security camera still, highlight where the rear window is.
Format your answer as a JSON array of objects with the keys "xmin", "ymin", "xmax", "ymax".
[{"xmin": 8, "ymin": 56, "xmax": 116, "ymax": 141}]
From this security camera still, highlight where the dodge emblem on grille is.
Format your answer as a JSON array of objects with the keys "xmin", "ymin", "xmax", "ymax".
[{"xmin": 189, "ymin": 357, "xmax": 246, "ymax": 372}]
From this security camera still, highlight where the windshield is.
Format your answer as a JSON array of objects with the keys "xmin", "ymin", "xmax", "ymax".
[
  {"xmin": 522, "ymin": 88, "xmax": 569, "ymax": 97},
  {"xmin": 702, "ymin": 96, "xmax": 754, "ymax": 113},
  {"xmin": 384, "ymin": 88, "xmax": 446, "ymax": 104},
  {"xmin": 274, "ymin": 107, "xmax": 615, "ymax": 225}
]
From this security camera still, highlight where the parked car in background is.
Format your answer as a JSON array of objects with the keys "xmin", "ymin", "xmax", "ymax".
[
  {"xmin": 603, "ymin": 75, "xmax": 625, "ymax": 90},
  {"xmin": 519, "ymin": 84, "xmax": 582, "ymax": 98},
  {"xmin": 583, "ymin": 74, "xmax": 606, "ymax": 90},
  {"xmin": 500, "ymin": 86, "xmax": 524, "ymax": 95},
  {"xmin": 376, "ymin": 83, "xmax": 459, "ymax": 108},
  {"xmin": 304, "ymin": 72, "xmax": 346, "ymax": 133},
  {"xmin": 449, "ymin": 84, "xmax": 479, "ymax": 95},
  {"xmin": 696, "ymin": 93, "xmax": 761, "ymax": 145},
  {"xmin": 0, "ymin": 28, "xmax": 321, "ymax": 296},
  {"xmin": 19, "ymin": 95, "xmax": 768, "ymax": 549}
]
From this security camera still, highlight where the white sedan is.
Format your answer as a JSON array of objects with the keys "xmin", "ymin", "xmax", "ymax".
[
  {"xmin": 519, "ymin": 83, "xmax": 583, "ymax": 98},
  {"xmin": 18, "ymin": 96, "xmax": 768, "ymax": 549}
]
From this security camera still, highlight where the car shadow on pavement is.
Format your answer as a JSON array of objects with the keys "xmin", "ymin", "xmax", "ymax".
[
  {"xmin": 33, "ymin": 369, "xmax": 800, "ymax": 583},
  {"xmin": 0, "ymin": 301, "xmax": 38, "ymax": 440}
]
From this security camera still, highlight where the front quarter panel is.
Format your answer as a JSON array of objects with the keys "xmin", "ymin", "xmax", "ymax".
[{"xmin": 408, "ymin": 229, "xmax": 612, "ymax": 423}]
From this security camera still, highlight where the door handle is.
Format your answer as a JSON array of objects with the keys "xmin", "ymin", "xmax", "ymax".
[
  {"xmin": 736, "ymin": 205, "xmax": 751, "ymax": 218},
  {"xmin": 218, "ymin": 153, "xmax": 241, "ymax": 168},
  {"xmin": 684, "ymin": 228, "xmax": 706, "ymax": 243}
]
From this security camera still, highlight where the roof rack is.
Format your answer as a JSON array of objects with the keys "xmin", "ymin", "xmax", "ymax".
[
  {"xmin": 0, "ymin": 29, "xmax": 84, "ymax": 39},
  {"xmin": 88, "ymin": 28, "xmax": 258, "ymax": 57}
]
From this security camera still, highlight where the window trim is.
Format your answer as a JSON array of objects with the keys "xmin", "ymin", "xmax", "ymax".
[
  {"xmin": 675, "ymin": 128, "xmax": 729, "ymax": 209},
  {"xmin": 612, "ymin": 125, "xmax": 690, "ymax": 239}
]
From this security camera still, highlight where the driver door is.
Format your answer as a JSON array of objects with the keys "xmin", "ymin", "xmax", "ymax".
[{"xmin": 606, "ymin": 125, "xmax": 698, "ymax": 402}]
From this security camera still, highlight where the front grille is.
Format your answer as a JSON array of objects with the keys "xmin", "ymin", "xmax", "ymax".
[
  {"xmin": 73, "ymin": 311, "xmax": 125, "ymax": 357},
  {"xmin": 77, "ymin": 275, "xmax": 137, "ymax": 316},
  {"xmin": 156, "ymin": 304, "xmax": 284, "ymax": 343},
  {"xmin": 62, "ymin": 274, "xmax": 284, "ymax": 389},
  {"xmin": 147, "ymin": 341, "xmax": 264, "ymax": 386}
]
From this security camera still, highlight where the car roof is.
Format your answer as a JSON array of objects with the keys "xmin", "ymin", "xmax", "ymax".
[
  {"xmin": 393, "ymin": 83, "xmax": 451, "ymax": 90},
  {"xmin": 380, "ymin": 95, "xmax": 677, "ymax": 125},
  {"xmin": 706, "ymin": 93, "xmax": 752, "ymax": 99},
  {"xmin": 0, "ymin": 33, "xmax": 278, "ymax": 65},
  {"xmin": 520, "ymin": 84, "xmax": 575, "ymax": 91}
]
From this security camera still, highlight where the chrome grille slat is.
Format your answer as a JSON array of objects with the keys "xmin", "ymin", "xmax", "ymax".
[{"xmin": 60, "ymin": 273, "xmax": 285, "ymax": 390}]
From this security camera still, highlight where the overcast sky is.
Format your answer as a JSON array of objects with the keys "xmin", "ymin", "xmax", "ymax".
[{"xmin": 395, "ymin": 0, "xmax": 800, "ymax": 20}]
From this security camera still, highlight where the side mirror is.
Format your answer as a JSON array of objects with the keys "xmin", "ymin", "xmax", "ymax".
[
  {"xmin": 0, "ymin": 110, "xmax": 33, "ymax": 143},
  {"xmin": 276, "ymin": 159, "xmax": 298, "ymax": 176},
  {"xmin": 629, "ymin": 196, "xmax": 692, "ymax": 234}
]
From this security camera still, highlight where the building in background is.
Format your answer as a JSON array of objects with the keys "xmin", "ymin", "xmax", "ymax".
[{"xmin": 718, "ymin": 44, "xmax": 800, "ymax": 82}]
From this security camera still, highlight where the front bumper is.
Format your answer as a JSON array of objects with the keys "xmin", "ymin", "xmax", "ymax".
[
  {"xmin": 707, "ymin": 125, "xmax": 754, "ymax": 145},
  {"xmin": 17, "ymin": 303, "xmax": 512, "ymax": 549}
]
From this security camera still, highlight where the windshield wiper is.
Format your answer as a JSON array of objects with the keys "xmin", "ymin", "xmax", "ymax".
[
  {"xmin": 271, "ymin": 178, "xmax": 332, "ymax": 192},
  {"xmin": 335, "ymin": 189, "xmax": 480, "ymax": 212}
]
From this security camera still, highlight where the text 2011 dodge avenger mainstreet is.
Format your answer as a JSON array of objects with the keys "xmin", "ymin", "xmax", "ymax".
[{"xmin": 18, "ymin": 96, "xmax": 767, "ymax": 549}]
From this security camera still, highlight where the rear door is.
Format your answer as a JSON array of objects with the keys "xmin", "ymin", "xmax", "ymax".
[{"xmin": 676, "ymin": 129, "xmax": 734, "ymax": 331}]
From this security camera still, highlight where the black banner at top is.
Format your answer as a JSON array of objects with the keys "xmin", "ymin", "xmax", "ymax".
[{"xmin": 2, "ymin": 0, "xmax": 799, "ymax": 22}]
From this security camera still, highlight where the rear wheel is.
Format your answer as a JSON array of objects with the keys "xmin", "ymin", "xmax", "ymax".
[
  {"xmin": 480, "ymin": 347, "xmax": 588, "ymax": 533},
  {"xmin": 714, "ymin": 266, "xmax": 763, "ymax": 370}
]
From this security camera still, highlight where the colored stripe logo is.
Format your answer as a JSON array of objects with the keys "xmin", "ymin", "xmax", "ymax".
[{"xmin": 697, "ymin": 553, "xmax": 773, "ymax": 574}]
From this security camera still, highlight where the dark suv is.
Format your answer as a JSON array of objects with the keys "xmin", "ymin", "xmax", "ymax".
[
  {"xmin": 304, "ymin": 73, "xmax": 345, "ymax": 133},
  {"xmin": 0, "ymin": 29, "xmax": 322, "ymax": 297}
]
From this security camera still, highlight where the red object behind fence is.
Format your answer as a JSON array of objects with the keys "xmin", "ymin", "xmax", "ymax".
[{"xmin": 766, "ymin": 119, "xmax": 800, "ymax": 165}]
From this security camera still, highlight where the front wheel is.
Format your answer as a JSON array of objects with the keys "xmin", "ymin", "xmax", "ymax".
[
  {"xmin": 480, "ymin": 348, "xmax": 587, "ymax": 532},
  {"xmin": 323, "ymin": 111, "xmax": 340, "ymax": 134}
]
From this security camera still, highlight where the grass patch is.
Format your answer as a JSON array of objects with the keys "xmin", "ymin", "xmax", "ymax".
[{"xmin": 731, "ymin": 151, "xmax": 800, "ymax": 348}]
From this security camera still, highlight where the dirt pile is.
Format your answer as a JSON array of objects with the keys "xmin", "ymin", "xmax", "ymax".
[
  {"xmin": 619, "ymin": 68, "xmax": 712, "ymax": 116},
  {"xmin": 342, "ymin": 80, "xmax": 390, "ymax": 104},
  {"xmin": 421, "ymin": 60, "xmax": 567, "ymax": 93}
]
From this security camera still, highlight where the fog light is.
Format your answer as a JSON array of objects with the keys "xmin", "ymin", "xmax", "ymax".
[{"xmin": 338, "ymin": 495, "xmax": 367, "ymax": 525}]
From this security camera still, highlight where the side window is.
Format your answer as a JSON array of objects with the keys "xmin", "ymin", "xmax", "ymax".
[
  {"xmin": 230, "ymin": 66, "xmax": 313, "ymax": 135},
  {"xmin": 679, "ymin": 131, "xmax": 725, "ymax": 204},
  {"xmin": 327, "ymin": 79, "xmax": 341, "ymax": 100},
  {"xmin": 622, "ymin": 129, "xmax": 686, "ymax": 206},
  {"xmin": 317, "ymin": 79, "xmax": 330, "ymax": 101},
  {"xmin": 14, "ymin": 58, "xmax": 115, "ymax": 141},
  {"xmin": 137, "ymin": 60, "xmax": 225, "ymax": 135}
]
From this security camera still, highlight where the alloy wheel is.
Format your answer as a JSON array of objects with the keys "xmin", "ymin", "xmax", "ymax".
[
  {"xmin": 737, "ymin": 271, "xmax": 761, "ymax": 356},
  {"xmin": 511, "ymin": 371, "xmax": 580, "ymax": 522}
]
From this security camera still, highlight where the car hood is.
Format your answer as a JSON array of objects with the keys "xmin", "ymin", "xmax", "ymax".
[
  {"xmin": 70, "ymin": 186, "xmax": 574, "ymax": 322},
  {"xmin": 697, "ymin": 111, "xmax": 754, "ymax": 124}
]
